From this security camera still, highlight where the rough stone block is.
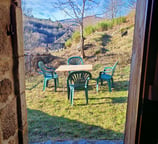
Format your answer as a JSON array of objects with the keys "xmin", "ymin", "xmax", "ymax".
[
  {"xmin": 0, "ymin": 130, "xmax": 2, "ymax": 144},
  {"xmin": 0, "ymin": 59, "xmax": 10, "ymax": 75},
  {"xmin": 8, "ymin": 132, "xmax": 18, "ymax": 144},
  {"xmin": 13, "ymin": 56, "xmax": 25, "ymax": 95},
  {"xmin": 0, "ymin": 6, "xmax": 12, "ymax": 56},
  {"xmin": 18, "ymin": 57, "xmax": 25, "ymax": 94},
  {"xmin": 0, "ymin": 98, "xmax": 18, "ymax": 140},
  {"xmin": 0, "ymin": 1, "xmax": 11, "ymax": 5},
  {"xmin": 15, "ymin": 7, "xmax": 24, "ymax": 57},
  {"xmin": 22, "ymin": 124, "xmax": 28, "ymax": 144},
  {"xmin": 0, "ymin": 79, "xmax": 12, "ymax": 103},
  {"xmin": 8, "ymin": 139, "xmax": 15, "ymax": 144},
  {"xmin": 19, "ymin": 93, "xmax": 27, "ymax": 127}
]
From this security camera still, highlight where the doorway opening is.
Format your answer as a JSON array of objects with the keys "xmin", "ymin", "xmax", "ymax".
[{"xmin": 22, "ymin": 1, "xmax": 136, "ymax": 143}]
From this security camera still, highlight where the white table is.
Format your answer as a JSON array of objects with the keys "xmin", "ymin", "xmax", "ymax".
[
  {"xmin": 55, "ymin": 65, "xmax": 92, "ymax": 72},
  {"xmin": 55, "ymin": 65, "xmax": 93, "ymax": 92}
]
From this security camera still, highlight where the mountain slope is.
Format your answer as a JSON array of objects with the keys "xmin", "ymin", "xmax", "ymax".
[
  {"xmin": 23, "ymin": 15, "xmax": 103, "ymax": 51},
  {"xmin": 23, "ymin": 15, "xmax": 73, "ymax": 51},
  {"xmin": 49, "ymin": 12, "xmax": 135, "ymax": 72}
]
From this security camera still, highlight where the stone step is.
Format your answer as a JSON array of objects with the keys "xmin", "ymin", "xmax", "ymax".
[{"xmin": 32, "ymin": 139, "xmax": 123, "ymax": 144}]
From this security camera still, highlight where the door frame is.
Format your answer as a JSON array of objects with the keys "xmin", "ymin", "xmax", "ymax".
[{"xmin": 124, "ymin": 0, "xmax": 156, "ymax": 143}]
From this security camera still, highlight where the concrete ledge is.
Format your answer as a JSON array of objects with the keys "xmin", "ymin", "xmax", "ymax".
[{"xmin": 31, "ymin": 139, "xmax": 123, "ymax": 144}]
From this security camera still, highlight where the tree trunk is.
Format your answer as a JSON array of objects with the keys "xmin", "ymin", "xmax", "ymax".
[{"xmin": 80, "ymin": 23, "xmax": 85, "ymax": 58}]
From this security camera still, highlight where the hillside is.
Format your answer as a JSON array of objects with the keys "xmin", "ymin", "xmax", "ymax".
[
  {"xmin": 24, "ymin": 11, "xmax": 135, "ymax": 76},
  {"xmin": 23, "ymin": 15, "xmax": 73, "ymax": 51},
  {"xmin": 23, "ymin": 15, "xmax": 103, "ymax": 52},
  {"xmin": 51, "ymin": 13, "xmax": 135, "ymax": 69}
]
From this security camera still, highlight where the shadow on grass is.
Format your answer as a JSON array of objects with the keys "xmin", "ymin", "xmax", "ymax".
[
  {"xmin": 85, "ymin": 34, "xmax": 112, "ymax": 60},
  {"xmin": 114, "ymin": 80, "xmax": 129, "ymax": 91},
  {"xmin": 106, "ymin": 97, "xmax": 127, "ymax": 104},
  {"xmin": 76, "ymin": 96, "xmax": 127, "ymax": 104},
  {"xmin": 86, "ymin": 55, "xmax": 96, "ymax": 60},
  {"xmin": 94, "ymin": 34, "xmax": 112, "ymax": 47},
  {"xmin": 84, "ymin": 43, "xmax": 95, "ymax": 50},
  {"xmin": 27, "ymin": 108, "xmax": 124, "ymax": 143},
  {"xmin": 99, "ymin": 80, "xmax": 129, "ymax": 92},
  {"xmin": 25, "ymin": 79, "xmax": 43, "ymax": 90},
  {"xmin": 56, "ymin": 85, "xmax": 94, "ymax": 93},
  {"xmin": 25, "ymin": 78, "xmax": 57, "ymax": 91}
]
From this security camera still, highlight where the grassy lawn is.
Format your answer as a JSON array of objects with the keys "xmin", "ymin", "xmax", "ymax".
[
  {"xmin": 25, "ymin": 20, "xmax": 133, "ymax": 143},
  {"xmin": 26, "ymin": 64, "xmax": 130, "ymax": 143}
]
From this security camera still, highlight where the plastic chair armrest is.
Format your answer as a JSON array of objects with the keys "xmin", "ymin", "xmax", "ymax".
[
  {"xmin": 99, "ymin": 71, "xmax": 111, "ymax": 78},
  {"xmin": 37, "ymin": 70, "xmax": 43, "ymax": 75},
  {"xmin": 45, "ymin": 65, "xmax": 55, "ymax": 70},
  {"xmin": 99, "ymin": 71, "xmax": 106, "ymax": 75},
  {"xmin": 103, "ymin": 67, "xmax": 113, "ymax": 73},
  {"xmin": 85, "ymin": 77, "xmax": 91, "ymax": 86}
]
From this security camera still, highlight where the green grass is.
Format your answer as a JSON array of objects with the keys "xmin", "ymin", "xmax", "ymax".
[
  {"xmin": 65, "ymin": 39, "xmax": 72, "ymax": 48},
  {"xmin": 26, "ymin": 64, "xmax": 129, "ymax": 143},
  {"xmin": 72, "ymin": 31, "xmax": 80, "ymax": 43},
  {"xmin": 65, "ymin": 16, "xmax": 127, "ymax": 47},
  {"xmin": 95, "ymin": 17, "xmax": 126, "ymax": 32},
  {"xmin": 25, "ymin": 15, "xmax": 133, "ymax": 143},
  {"xmin": 84, "ymin": 25, "xmax": 96, "ymax": 36},
  {"xmin": 112, "ymin": 17, "xmax": 127, "ymax": 25}
]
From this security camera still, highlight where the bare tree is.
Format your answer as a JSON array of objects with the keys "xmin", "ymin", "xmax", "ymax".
[
  {"xmin": 53, "ymin": 0, "xmax": 97, "ymax": 58},
  {"xmin": 103, "ymin": 0, "xmax": 124, "ymax": 19},
  {"xmin": 128, "ymin": 0, "xmax": 137, "ymax": 9}
]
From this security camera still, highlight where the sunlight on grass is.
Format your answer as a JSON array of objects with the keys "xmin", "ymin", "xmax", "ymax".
[
  {"xmin": 26, "ymin": 65, "xmax": 129, "ymax": 143},
  {"xmin": 25, "ymin": 15, "xmax": 133, "ymax": 143}
]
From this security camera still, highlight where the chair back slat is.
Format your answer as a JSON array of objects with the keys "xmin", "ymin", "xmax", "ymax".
[
  {"xmin": 111, "ymin": 61, "xmax": 118, "ymax": 76},
  {"xmin": 38, "ymin": 61, "xmax": 55, "ymax": 76},
  {"xmin": 67, "ymin": 56, "xmax": 84, "ymax": 65},
  {"xmin": 38, "ymin": 61, "xmax": 45, "ymax": 71},
  {"xmin": 37, "ymin": 61, "xmax": 58, "ymax": 92},
  {"xmin": 68, "ymin": 71, "xmax": 92, "ymax": 86}
]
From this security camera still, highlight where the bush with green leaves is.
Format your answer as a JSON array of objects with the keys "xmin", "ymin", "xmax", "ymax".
[
  {"xmin": 96, "ymin": 21, "xmax": 113, "ymax": 32},
  {"xmin": 84, "ymin": 25, "xmax": 96, "ymax": 36},
  {"xmin": 120, "ymin": 28, "xmax": 127, "ymax": 33},
  {"xmin": 72, "ymin": 31, "xmax": 80, "ymax": 43},
  {"xmin": 112, "ymin": 17, "xmax": 127, "ymax": 25},
  {"xmin": 65, "ymin": 39, "xmax": 72, "ymax": 48},
  {"xmin": 65, "ymin": 16, "xmax": 127, "ymax": 47},
  {"xmin": 96, "ymin": 22, "xmax": 108, "ymax": 31},
  {"xmin": 120, "ymin": 24, "xmax": 134, "ymax": 34}
]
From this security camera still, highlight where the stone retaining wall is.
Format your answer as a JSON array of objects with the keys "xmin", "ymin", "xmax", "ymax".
[{"xmin": 0, "ymin": 0, "xmax": 28, "ymax": 143}]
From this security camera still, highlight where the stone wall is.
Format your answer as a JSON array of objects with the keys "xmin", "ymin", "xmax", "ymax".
[{"xmin": 0, "ymin": 0, "xmax": 28, "ymax": 144}]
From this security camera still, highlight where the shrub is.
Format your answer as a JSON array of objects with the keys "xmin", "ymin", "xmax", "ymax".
[
  {"xmin": 65, "ymin": 39, "xmax": 72, "ymax": 48},
  {"xmin": 127, "ymin": 24, "xmax": 135, "ymax": 29},
  {"xmin": 112, "ymin": 17, "xmax": 127, "ymax": 25},
  {"xmin": 96, "ymin": 22, "xmax": 108, "ymax": 31},
  {"xmin": 72, "ymin": 31, "xmax": 80, "ymax": 43},
  {"xmin": 84, "ymin": 25, "xmax": 96, "ymax": 36},
  {"xmin": 120, "ymin": 24, "xmax": 134, "ymax": 33},
  {"xmin": 96, "ymin": 21, "xmax": 113, "ymax": 32},
  {"xmin": 120, "ymin": 27, "xmax": 128, "ymax": 33},
  {"xmin": 58, "ymin": 23, "xmax": 63, "ymax": 29},
  {"xmin": 106, "ymin": 21, "xmax": 113, "ymax": 29},
  {"xmin": 95, "ymin": 49, "xmax": 100, "ymax": 55}
]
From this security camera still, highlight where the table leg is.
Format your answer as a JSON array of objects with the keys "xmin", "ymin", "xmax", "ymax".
[{"xmin": 63, "ymin": 72, "xmax": 67, "ymax": 93}]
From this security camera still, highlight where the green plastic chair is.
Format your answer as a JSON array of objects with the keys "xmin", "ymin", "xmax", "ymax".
[
  {"xmin": 96, "ymin": 61, "xmax": 118, "ymax": 92},
  {"xmin": 67, "ymin": 71, "xmax": 92, "ymax": 106},
  {"xmin": 38, "ymin": 61, "xmax": 59, "ymax": 92},
  {"xmin": 67, "ymin": 56, "xmax": 84, "ymax": 65}
]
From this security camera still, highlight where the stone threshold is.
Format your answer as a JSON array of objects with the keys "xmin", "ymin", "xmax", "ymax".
[{"xmin": 32, "ymin": 139, "xmax": 123, "ymax": 144}]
